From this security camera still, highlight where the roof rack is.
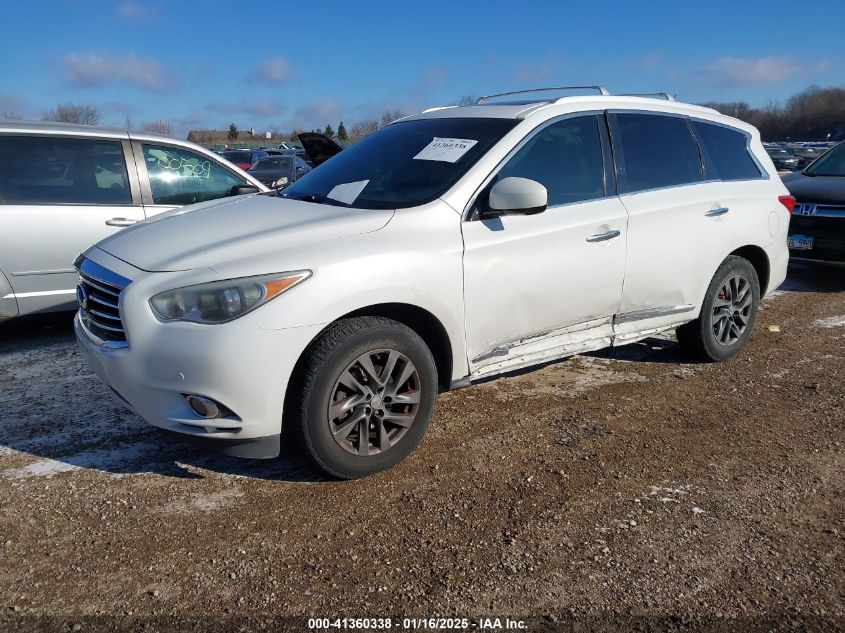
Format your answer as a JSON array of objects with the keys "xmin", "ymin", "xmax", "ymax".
[
  {"xmin": 476, "ymin": 86, "xmax": 610, "ymax": 104},
  {"xmin": 619, "ymin": 92, "xmax": 676, "ymax": 101}
]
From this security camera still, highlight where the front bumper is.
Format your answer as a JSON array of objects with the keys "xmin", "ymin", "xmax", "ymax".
[{"xmin": 75, "ymin": 305, "xmax": 323, "ymax": 458}]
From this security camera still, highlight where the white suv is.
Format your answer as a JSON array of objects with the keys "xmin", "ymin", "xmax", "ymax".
[{"xmin": 74, "ymin": 87, "xmax": 792, "ymax": 478}]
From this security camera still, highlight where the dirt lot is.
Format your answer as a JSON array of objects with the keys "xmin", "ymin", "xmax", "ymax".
[{"xmin": 0, "ymin": 263, "xmax": 842, "ymax": 632}]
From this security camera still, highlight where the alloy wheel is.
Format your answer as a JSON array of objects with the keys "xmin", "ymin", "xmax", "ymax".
[
  {"xmin": 327, "ymin": 349, "xmax": 421, "ymax": 456},
  {"xmin": 710, "ymin": 274, "xmax": 753, "ymax": 346}
]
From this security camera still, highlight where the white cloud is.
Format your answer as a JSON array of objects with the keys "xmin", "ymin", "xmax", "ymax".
[
  {"xmin": 207, "ymin": 99, "xmax": 286, "ymax": 119},
  {"xmin": 281, "ymin": 100, "xmax": 343, "ymax": 131},
  {"xmin": 511, "ymin": 57, "xmax": 561, "ymax": 84},
  {"xmin": 59, "ymin": 52, "xmax": 172, "ymax": 92},
  {"xmin": 116, "ymin": 1, "xmax": 152, "ymax": 21},
  {"xmin": 248, "ymin": 57, "xmax": 292, "ymax": 85},
  {"xmin": 698, "ymin": 56, "xmax": 804, "ymax": 87}
]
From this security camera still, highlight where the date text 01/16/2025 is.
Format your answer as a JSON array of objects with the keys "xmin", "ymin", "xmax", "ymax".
[{"xmin": 307, "ymin": 617, "xmax": 528, "ymax": 630}]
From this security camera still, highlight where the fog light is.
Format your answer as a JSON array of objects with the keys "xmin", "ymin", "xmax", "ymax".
[{"xmin": 185, "ymin": 395, "xmax": 221, "ymax": 419}]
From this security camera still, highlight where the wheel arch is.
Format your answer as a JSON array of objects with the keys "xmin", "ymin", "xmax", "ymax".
[{"xmin": 730, "ymin": 245, "xmax": 770, "ymax": 295}]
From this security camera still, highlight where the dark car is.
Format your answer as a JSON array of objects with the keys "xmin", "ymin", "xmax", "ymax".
[
  {"xmin": 297, "ymin": 132, "xmax": 344, "ymax": 168},
  {"xmin": 790, "ymin": 146, "xmax": 825, "ymax": 169},
  {"xmin": 247, "ymin": 155, "xmax": 311, "ymax": 188},
  {"xmin": 766, "ymin": 147, "xmax": 800, "ymax": 171},
  {"xmin": 220, "ymin": 149, "xmax": 269, "ymax": 171},
  {"xmin": 783, "ymin": 141, "xmax": 845, "ymax": 265}
]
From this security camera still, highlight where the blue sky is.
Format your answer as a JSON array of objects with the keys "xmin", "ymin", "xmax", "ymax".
[{"xmin": 1, "ymin": 0, "xmax": 843, "ymax": 137}]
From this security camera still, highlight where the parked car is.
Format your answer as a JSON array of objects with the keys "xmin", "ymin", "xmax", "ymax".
[
  {"xmin": 220, "ymin": 149, "xmax": 269, "ymax": 170},
  {"xmin": 782, "ymin": 141, "xmax": 845, "ymax": 265},
  {"xmin": 789, "ymin": 146, "xmax": 824, "ymax": 168},
  {"xmin": 74, "ymin": 88, "xmax": 789, "ymax": 478},
  {"xmin": 296, "ymin": 132, "xmax": 343, "ymax": 167},
  {"xmin": 766, "ymin": 147, "xmax": 800, "ymax": 171},
  {"xmin": 247, "ymin": 155, "xmax": 311, "ymax": 188},
  {"xmin": 0, "ymin": 121, "xmax": 267, "ymax": 321}
]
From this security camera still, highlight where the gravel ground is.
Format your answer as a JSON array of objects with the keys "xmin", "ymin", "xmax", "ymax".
[{"xmin": 0, "ymin": 262, "xmax": 842, "ymax": 632}]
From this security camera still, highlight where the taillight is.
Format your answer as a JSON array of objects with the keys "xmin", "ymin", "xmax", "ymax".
[{"xmin": 778, "ymin": 195, "xmax": 796, "ymax": 213}]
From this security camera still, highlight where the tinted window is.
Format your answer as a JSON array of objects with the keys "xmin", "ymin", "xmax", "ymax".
[
  {"xmin": 613, "ymin": 113, "xmax": 702, "ymax": 192},
  {"xmin": 496, "ymin": 115, "xmax": 605, "ymax": 206},
  {"xmin": 805, "ymin": 142, "xmax": 845, "ymax": 176},
  {"xmin": 281, "ymin": 118, "xmax": 517, "ymax": 209},
  {"xmin": 221, "ymin": 150, "xmax": 252, "ymax": 164},
  {"xmin": 693, "ymin": 121, "xmax": 761, "ymax": 180},
  {"xmin": 0, "ymin": 135, "xmax": 131, "ymax": 205},
  {"xmin": 143, "ymin": 144, "xmax": 245, "ymax": 205}
]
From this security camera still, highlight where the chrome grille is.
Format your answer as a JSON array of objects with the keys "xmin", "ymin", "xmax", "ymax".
[{"xmin": 76, "ymin": 258, "xmax": 131, "ymax": 347}]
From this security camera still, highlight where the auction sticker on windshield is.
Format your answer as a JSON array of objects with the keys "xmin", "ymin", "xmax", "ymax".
[{"xmin": 414, "ymin": 137, "xmax": 478, "ymax": 163}]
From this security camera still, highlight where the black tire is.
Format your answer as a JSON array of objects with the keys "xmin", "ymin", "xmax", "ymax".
[
  {"xmin": 676, "ymin": 255, "xmax": 761, "ymax": 362},
  {"xmin": 289, "ymin": 317, "xmax": 438, "ymax": 479}
]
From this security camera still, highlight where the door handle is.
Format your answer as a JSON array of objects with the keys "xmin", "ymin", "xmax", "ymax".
[
  {"xmin": 586, "ymin": 229, "xmax": 621, "ymax": 243},
  {"xmin": 705, "ymin": 207, "xmax": 730, "ymax": 217},
  {"xmin": 105, "ymin": 217, "xmax": 138, "ymax": 227}
]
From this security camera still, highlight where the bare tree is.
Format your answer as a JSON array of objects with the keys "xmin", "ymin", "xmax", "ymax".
[
  {"xmin": 41, "ymin": 103, "xmax": 101, "ymax": 125},
  {"xmin": 142, "ymin": 120, "xmax": 173, "ymax": 136},
  {"xmin": 454, "ymin": 94, "xmax": 478, "ymax": 106},
  {"xmin": 349, "ymin": 118, "xmax": 379, "ymax": 140},
  {"xmin": 379, "ymin": 108, "xmax": 406, "ymax": 127}
]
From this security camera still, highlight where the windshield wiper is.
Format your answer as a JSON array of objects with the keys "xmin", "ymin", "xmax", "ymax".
[{"xmin": 280, "ymin": 192, "xmax": 351, "ymax": 207}]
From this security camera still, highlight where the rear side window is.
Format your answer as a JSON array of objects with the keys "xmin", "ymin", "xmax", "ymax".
[
  {"xmin": 142, "ymin": 144, "xmax": 245, "ymax": 206},
  {"xmin": 612, "ymin": 113, "xmax": 702, "ymax": 193},
  {"xmin": 692, "ymin": 121, "xmax": 762, "ymax": 180},
  {"xmin": 0, "ymin": 135, "xmax": 131, "ymax": 205},
  {"xmin": 495, "ymin": 115, "xmax": 605, "ymax": 206}
]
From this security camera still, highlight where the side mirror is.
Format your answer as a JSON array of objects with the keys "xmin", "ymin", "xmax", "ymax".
[
  {"xmin": 230, "ymin": 184, "xmax": 260, "ymax": 196},
  {"xmin": 484, "ymin": 177, "xmax": 547, "ymax": 217}
]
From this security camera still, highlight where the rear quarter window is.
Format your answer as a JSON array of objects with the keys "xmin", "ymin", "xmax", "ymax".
[
  {"xmin": 611, "ymin": 113, "xmax": 703, "ymax": 193},
  {"xmin": 692, "ymin": 121, "xmax": 762, "ymax": 181}
]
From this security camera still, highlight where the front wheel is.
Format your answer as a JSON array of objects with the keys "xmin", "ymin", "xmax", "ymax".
[
  {"xmin": 290, "ymin": 317, "xmax": 438, "ymax": 479},
  {"xmin": 676, "ymin": 255, "xmax": 761, "ymax": 362}
]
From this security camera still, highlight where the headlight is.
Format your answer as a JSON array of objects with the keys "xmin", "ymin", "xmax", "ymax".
[
  {"xmin": 149, "ymin": 271, "xmax": 310, "ymax": 324},
  {"xmin": 272, "ymin": 176, "xmax": 289, "ymax": 188}
]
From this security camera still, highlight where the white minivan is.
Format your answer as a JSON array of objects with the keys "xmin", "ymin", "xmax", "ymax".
[
  {"xmin": 0, "ymin": 122, "xmax": 266, "ymax": 321},
  {"xmin": 74, "ymin": 87, "xmax": 793, "ymax": 478}
]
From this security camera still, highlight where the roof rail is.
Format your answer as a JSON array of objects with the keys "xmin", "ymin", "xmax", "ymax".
[
  {"xmin": 476, "ymin": 86, "xmax": 610, "ymax": 104},
  {"xmin": 619, "ymin": 92, "xmax": 676, "ymax": 101}
]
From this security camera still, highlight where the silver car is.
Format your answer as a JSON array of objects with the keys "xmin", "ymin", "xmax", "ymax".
[{"xmin": 0, "ymin": 122, "xmax": 267, "ymax": 320}]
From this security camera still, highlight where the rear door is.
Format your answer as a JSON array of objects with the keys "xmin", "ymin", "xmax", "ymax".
[
  {"xmin": 609, "ymin": 111, "xmax": 739, "ymax": 338},
  {"xmin": 0, "ymin": 133, "xmax": 144, "ymax": 315}
]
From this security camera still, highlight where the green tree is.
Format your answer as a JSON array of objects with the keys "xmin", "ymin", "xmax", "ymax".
[
  {"xmin": 337, "ymin": 121, "xmax": 348, "ymax": 142},
  {"xmin": 323, "ymin": 124, "xmax": 335, "ymax": 138},
  {"xmin": 227, "ymin": 123, "xmax": 239, "ymax": 141}
]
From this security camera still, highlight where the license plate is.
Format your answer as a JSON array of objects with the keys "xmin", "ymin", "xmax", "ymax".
[{"xmin": 787, "ymin": 235, "xmax": 814, "ymax": 251}]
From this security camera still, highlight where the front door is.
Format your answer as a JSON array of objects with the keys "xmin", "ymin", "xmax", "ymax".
[{"xmin": 462, "ymin": 114, "xmax": 628, "ymax": 375}]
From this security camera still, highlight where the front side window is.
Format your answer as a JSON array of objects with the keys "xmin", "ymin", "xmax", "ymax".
[
  {"xmin": 281, "ymin": 117, "xmax": 518, "ymax": 209},
  {"xmin": 494, "ymin": 115, "xmax": 605, "ymax": 206},
  {"xmin": 142, "ymin": 144, "xmax": 245, "ymax": 205},
  {"xmin": 612, "ymin": 113, "xmax": 703, "ymax": 193},
  {"xmin": 692, "ymin": 121, "xmax": 762, "ymax": 180},
  {"xmin": 0, "ymin": 135, "xmax": 131, "ymax": 205}
]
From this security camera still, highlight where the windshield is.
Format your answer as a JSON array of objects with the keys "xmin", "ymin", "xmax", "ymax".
[
  {"xmin": 222, "ymin": 151, "xmax": 252, "ymax": 163},
  {"xmin": 804, "ymin": 142, "xmax": 845, "ymax": 176},
  {"xmin": 254, "ymin": 158, "xmax": 292, "ymax": 170},
  {"xmin": 280, "ymin": 117, "xmax": 518, "ymax": 209}
]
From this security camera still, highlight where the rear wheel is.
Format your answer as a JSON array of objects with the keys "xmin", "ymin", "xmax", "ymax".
[
  {"xmin": 291, "ymin": 317, "xmax": 438, "ymax": 479},
  {"xmin": 676, "ymin": 255, "xmax": 760, "ymax": 362}
]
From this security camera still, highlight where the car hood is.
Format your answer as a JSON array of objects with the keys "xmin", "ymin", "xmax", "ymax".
[
  {"xmin": 297, "ymin": 132, "xmax": 344, "ymax": 167},
  {"xmin": 95, "ymin": 194, "xmax": 394, "ymax": 272},
  {"xmin": 782, "ymin": 172, "xmax": 845, "ymax": 204},
  {"xmin": 248, "ymin": 167, "xmax": 289, "ymax": 181}
]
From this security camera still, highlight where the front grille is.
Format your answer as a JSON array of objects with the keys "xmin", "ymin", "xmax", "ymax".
[{"xmin": 76, "ymin": 259, "xmax": 131, "ymax": 346}]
